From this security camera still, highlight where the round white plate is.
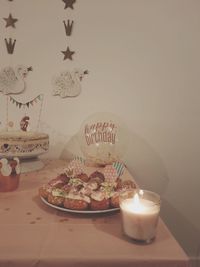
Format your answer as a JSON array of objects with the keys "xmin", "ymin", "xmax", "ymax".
[{"xmin": 40, "ymin": 196, "xmax": 120, "ymax": 214}]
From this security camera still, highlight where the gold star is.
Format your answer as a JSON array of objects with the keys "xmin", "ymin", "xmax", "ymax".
[
  {"xmin": 61, "ymin": 46, "xmax": 75, "ymax": 60},
  {"xmin": 3, "ymin": 13, "xmax": 18, "ymax": 28},
  {"xmin": 62, "ymin": 0, "xmax": 76, "ymax": 9}
]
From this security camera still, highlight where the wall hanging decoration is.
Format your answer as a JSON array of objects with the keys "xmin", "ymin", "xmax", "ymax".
[
  {"xmin": 62, "ymin": 0, "xmax": 76, "ymax": 10},
  {"xmin": 4, "ymin": 38, "xmax": 16, "ymax": 54},
  {"xmin": 0, "ymin": 65, "xmax": 32, "ymax": 95},
  {"xmin": 61, "ymin": 46, "xmax": 75, "ymax": 61},
  {"xmin": 52, "ymin": 0, "xmax": 88, "ymax": 98},
  {"xmin": 3, "ymin": 6, "xmax": 18, "ymax": 55},
  {"xmin": 52, "ymin": 69, "xmax": 88, "ymax": 98},
  {"xmin": 63, "ymin": 20, "xmax": 74, "ymax": 36},
  {"xmin": 61, "ymin": 0, "xmax": 76, "ymax": 60},
  {"xmin": 3, "ymin": 13, "xmax": 18, "ymax": 28}
]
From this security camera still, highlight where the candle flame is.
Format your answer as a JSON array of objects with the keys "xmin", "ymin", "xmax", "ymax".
[
  {"xmin": 131, "ymin": 192, "xmax": 146, "ymax": 213},
  {"xmin": 133, "ymin": 193, "xmax": 140, "ymax": 205},
  {"xmin": 139, "ymin": 189, "xmax": 144, "ymax": 196}
]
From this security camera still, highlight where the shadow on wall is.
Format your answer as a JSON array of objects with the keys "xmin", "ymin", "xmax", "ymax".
[
  {"xmin": 39, "ymin": 121, "xmax": 74, "ymax": 159},
  {"xmin": 123, "ymin": 132, "xmax": 169, "ymax": 196},
  {"xmin": 60, "ymin": 133, "xmax": 84, "ymax": 161}
]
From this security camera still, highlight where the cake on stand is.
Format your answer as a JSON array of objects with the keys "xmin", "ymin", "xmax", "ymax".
[{"xmin": 0, "ymin": 130, "xmax": 49, "ymax": 173}]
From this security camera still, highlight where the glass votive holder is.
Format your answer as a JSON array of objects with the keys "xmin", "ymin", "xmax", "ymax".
[
  {"xmin": 119, "ymin": 189, "xmax": 161, "ymax": 244},
  {"xmin": 0, "ymin": 157, "xmax": 21, "ymax": 192}
]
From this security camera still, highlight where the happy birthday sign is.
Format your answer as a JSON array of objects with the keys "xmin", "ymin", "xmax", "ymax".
[{"xmin": 84, "ymin": 121, "xmax": 117, "ymax": 146}]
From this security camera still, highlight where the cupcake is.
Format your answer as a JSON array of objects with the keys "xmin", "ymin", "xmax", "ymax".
[
  {"xmin": 89, "ymin": 171, "xmax": 105, "ymax": 183},
  {"xmin": 90, "ymin": 191, "xmax": 110, "ymax": 210},
  {"xmin": 48, "ymin": 173, "xmax": 70, "ymax": 188},
  {"xmin": 76, "ymin": 172, "xmax": 89, "ymax": 182},
  {"xmin": 39, "ymin": 184, "xmax": 53, "ymax": 199},
  {"xmin": 47, "ymin": 188, "xmax": 65, "ymax": 206},
  {"xmin": 110, "ymin": 192, "xmax": 120, "ymax": 208},
  {"xmin": 63, "ymin": 193, "xmax": 90, "ymax": 210}
]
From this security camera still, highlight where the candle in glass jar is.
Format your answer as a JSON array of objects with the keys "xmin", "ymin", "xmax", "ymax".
[{"xmin": 120, "ymin": 191, "xmax": 160, "ymax": 242}]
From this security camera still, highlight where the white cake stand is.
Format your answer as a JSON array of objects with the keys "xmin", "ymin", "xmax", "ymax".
[
  {"xmin": 0, "ymin": 153, "xmax": 46, "ymax": 173},
  {"xmin": 19, "ymin": 156, "xmax": 45, "ymax": 173}
]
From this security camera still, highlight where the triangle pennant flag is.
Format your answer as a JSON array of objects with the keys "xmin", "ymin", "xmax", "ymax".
[{"xmin": 112, "ymin": 162, "xmax": 125, "ymax": 177}]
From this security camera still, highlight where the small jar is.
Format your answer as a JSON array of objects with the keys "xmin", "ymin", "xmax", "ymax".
[{"xmin": 0, "ymin": 157, "xmax": 20, "ymax": 192}]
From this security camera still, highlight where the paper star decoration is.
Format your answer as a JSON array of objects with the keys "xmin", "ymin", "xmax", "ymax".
[
  {"xmin": 62, "ymin": 0, "xmax": 76, "ymax": 9},
  {"xmin": 3, "ymin": 13, "xmax": 18, "ymax": 28},
  {"xmin": 61, "ymin": 46, "xmax": 75, "ymax": 60}
]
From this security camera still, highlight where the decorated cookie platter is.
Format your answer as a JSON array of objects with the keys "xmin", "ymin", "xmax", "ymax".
[{"xmin": 39, "ymin": 157, "xmax": 137, "ymax": 214}]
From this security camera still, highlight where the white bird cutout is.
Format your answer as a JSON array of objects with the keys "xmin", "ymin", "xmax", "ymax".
[
  {"xmin": 0, "ymin": 65, "xmax": 32, "ymax": 95},
  {"xmin": 52, "ymin": 69, "xmax": 88, "ymax": 98},
  {"xmin": 0, "ymin": 158, "xmax": 12, "ymax": 176}
]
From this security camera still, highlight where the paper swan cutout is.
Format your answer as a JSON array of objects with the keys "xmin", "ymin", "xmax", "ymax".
[
  {"xmin": 52, "ymin": 68, "xmax": 88, "ymax": 98},
  {"xmin": 0, "ymin": 65, "xmax": 32, "ymax": 95}
]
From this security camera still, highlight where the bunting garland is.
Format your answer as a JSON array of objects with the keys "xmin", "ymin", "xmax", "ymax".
[{"xmin": 9, "ymin": 94, "xmax": 43, "ymax": 108}]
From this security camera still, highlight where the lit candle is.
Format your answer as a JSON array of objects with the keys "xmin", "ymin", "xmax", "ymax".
[{"xmin": 120, "ymin": 190, "xmax": 160, "ymax": 243}]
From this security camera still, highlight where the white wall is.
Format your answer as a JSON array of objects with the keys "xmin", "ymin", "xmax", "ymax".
[{"xmin": 0, "ymin": 0, "xmax": 200, "ymax": 264}]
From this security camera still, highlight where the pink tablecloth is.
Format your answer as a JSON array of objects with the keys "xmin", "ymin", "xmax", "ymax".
[{"xmin": 0, "ymin": 160, "xmax": 190, "ymax": 267}]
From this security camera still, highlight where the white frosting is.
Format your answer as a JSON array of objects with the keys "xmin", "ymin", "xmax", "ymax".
[
  {"xmin": 0, "ymin": 130, "xmax": 48, "ymax": 140},
  {"xmin": 66, "ymin": 193, "xmax": 91, "ymax": 203},
  {"xmin": 52, "ymin": 189, "xmax": 65, "ymax": 197},
  {"xmin": 68, "ymin": 178, "xmax": 85, "ymax": 187},
  {"xmin": 91, "ymin": 191, "xmax": 105, "ymax": 201}
]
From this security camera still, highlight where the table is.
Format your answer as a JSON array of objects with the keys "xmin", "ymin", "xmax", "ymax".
[{"xmin": 0, "ymin": 159, "xmax": 190, "ymax": 267}]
